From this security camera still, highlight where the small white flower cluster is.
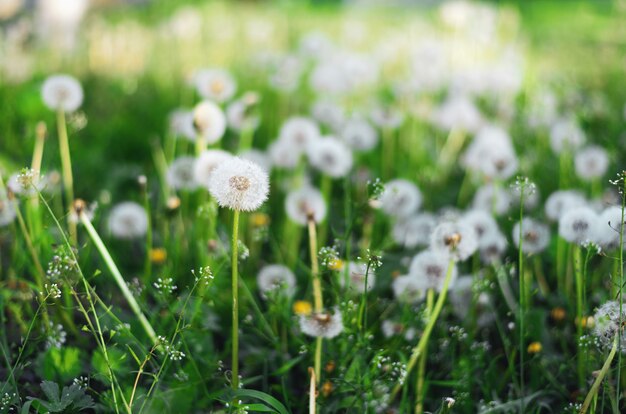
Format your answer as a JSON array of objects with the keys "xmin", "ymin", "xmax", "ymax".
[
  {"xmin": 237, "ymin": 240, "xmax": 250, "ymax": 261},
  {"xmin": 46, "ymin": 249, "xmax": 78, "ymax": 282},
  {"xmin": 192, "ymin": 266, "xmax": 214, "ymax": 285},
  {"xmin": 43, "ymin": 283, "xmax": 62, "ymax": 299},
  {"xmin": 0, "ymin": 392, "xmax": 18, "ymax": 412},
  {"xmin": 318, "ymin": 243, "xmax": 340, "ymax": 268},
  {"xmin": 73, "ymin": 376, "xmax": 89, "ymax": 389},
  {"xmin": 153, "ymin": 277, "xmax": 178, "ymax": 295},
  {"xmin": 46, "ymin": 322, "xmax": 67, "ymax": 349}
]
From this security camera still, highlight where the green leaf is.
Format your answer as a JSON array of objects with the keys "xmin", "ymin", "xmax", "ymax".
[
  {"xmin": 42, "ymin": 348, "xmax": 81, "ymax": 383},
  {"xmin": 231, "ymin": 389, "xmax": 290, "ymax": 414},
  {"xmin": 242, "ymin": 403, "xmax": 277, "ymax": 412}
]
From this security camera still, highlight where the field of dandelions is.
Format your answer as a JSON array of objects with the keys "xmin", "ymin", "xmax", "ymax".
[{"xmin": 2, "ymin": 0, "xmax": 626, "ymax": 413}]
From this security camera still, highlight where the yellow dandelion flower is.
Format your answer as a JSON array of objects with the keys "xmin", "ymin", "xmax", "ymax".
[
  {"xmin": 527, "ymin": 342, "xmax": 542, "ymax": 354},
  {"xmin": 293, "ymin": 300, "xmax": 312, "ymax": 316},
  {"xmin": 328, "ymin": 259, "xmax": 344, "ymax": 271},
  {"xmin": 150, "ymin": 248, "xmax": 167, "ymax": 264},
  {"xmin": 251, "ymin": 212, "xmax": 270, "ymax": 227}
]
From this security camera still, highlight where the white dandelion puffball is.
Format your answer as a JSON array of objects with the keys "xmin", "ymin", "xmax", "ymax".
[
  {"xmin": 544, "ymin": 190, "xmax": 587, "ymax": 222},
  {"xmin": 574, "ymin": 146, "xmax": 609, "ymax": 181},
  {"xmin": 299, "ymin": 307, "xmax": 344, "ymax": 339},
  {"xmin": 169, "ymin": 109, "xmax": 196, "ymax": 141},
  {"xmin": 0, "ymin": 190, "xmax": 17, "ymax": 227},
  {"xmin": 108, "ymin": 202, "xmax": 149, "ymax": 239},
  {"xmin": 472, "ymin": 184, "xmax": 512, "ymax": 216},
  {"xmin": 268, "ymin": 138, "xmax": 301, "ymax": 169},
  {"xmin": 461, "ymin": 209, "xmax": 500, "ymax": 248},
  {"xmin": 193, "ymin": 149, "xmax": 233, "ymax": 190},
  {"xmin": 461, "ymin": 125, "xmax": 518, "ymax": 181},
  {"xmin": 41, "ymin": 74, "xmax": 83, "ymax": 112},
  {"xmin": 340, "ymin": 261, "xmax": 376, "ymax": 294},
  {"xmin": 279, "ymin": 116, "xmax": 321, "ymax": 153},
  {"xmin": 193, "ymin": 100, "xmax": 227, "ymax": 145},
  {"xmin": 392, "ymin": 275, "xmax": 426, "ymax": 304},
  {"xmin": 595, "ymin": 206, "xmax": 625, "ymax": 250},
  {"xmin": 340, "ymin": 117, "xmax": 378, "ymax": 151},
  {"xmin": 226, "ymin": 92, "xmax": 260, "ymax": 132},
  {"xmin": 392, "ymin": 212, "xmax": 437, "ymax": 248},
  {"xmin": 432, "ymin": 94, "xmax": 483, "ymax": 133},
  {"xmin": 430, "ymin": 221, "xmax": 478, "ymax": 262},
  {"xmin": 311, "ymin": 98, "xmax": 346, "ymax": 131},
  {"xmin": 208, "ymin": 157, "xmax": 269, "ymax": 212},
  {"xmin": 512, "ymin": 218, "xmax": 550, "ymax": 254},
  {"xmin": 370, "ymin": 105, "xmax": 404, "ymax": 130},
  {"xmin": 558, "ymin": 206, "xmax": 599, "ymax": 245},
  {"xmin": 479, "ymin": 231, "xmax": 508, "ymax": 264},
  {"xmin": 549, "ymin": 117, "xmax": 586, "ymax": 154},
  {"xmin": 285, "ymin": 186, "xmax": 327, "ymax": 225},
  {"xmin": 167, "ymin": 156, "xmax": 197, "ymax": 191},
  {"xmin": 379, "ymin": 179, "xmax": 422, "ymax": 218},
  {"xmin": 409, "ymin": 249, "xmax": 458, "ymax": 291},
  {"xmin": 193, "ymin": 68, "xmax": 237, "ymax": 103},
  {"xmin": 593, "ymin": 301, "xmax": 626, "ymax": 348},
  {"xmin": 257, "ymin": 264, "xmax": 296, "ymax": 299},
  {"xmin": 307, "ymin": 137, "xmax": 353, "ymax": 178}
]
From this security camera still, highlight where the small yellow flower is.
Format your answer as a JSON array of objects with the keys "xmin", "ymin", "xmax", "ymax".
[
  {"xmin": 527, "ymin": 341, "xmax": 542, "ymax": 354},
  {"xmin": 250, "ymin": 212, "xmax": 270, "ymax": 227},
  {"xmin": 550, "ymin": 307, "xmax": 566, "ymax": 322},
  {"xmin": 293, "ymin": 300, "xmax": 312, "ymax": 316},
  {"xmin": 328, "ymin": 259, "xmax": 344, "ymax": 271},
  {"xmin": 321, "ymin": 380, "xmax": 333, "ymax": 397},
  {"xmin": 575, "ymin": 316, "xmax": 595, "ymax": 329},
  {"xmin": 325, "ymin": 360, "xmax": 336, "ymax": 373},
  {"xmin": 150, "ymin": 248, "xmax": 167, "ymax": 264}
]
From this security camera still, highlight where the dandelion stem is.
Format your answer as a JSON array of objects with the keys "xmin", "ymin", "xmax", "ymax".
[
  {"xmin": 231, "ymin": 208, "xmax": 240, "ymax": 390},
  {"xmin": 309, "ymin": 367, "xmax": 317, "ymax": 414},
  {"xmin": 617, "ymin": 172, "xmax": 626, "ymax": 406},
  {"xmin": 56, "ymin": 109, "xmax": 76, "ymax": 243},
  {"xmin": 574, "ymin": 244, "xmax": 585, "ymax": 389},
  {"xmin": 518, "ymin": 181, "xmax": 526, "ymax": 413},
  {"xmin": 307, "ymin": 217, "xmax": 323, "ymax": 383},
  {"xmin": 415, "ymin": 288, "xmax": 434, "ymax": 414},
  {"xmin": 79, "ymin": 209, "xmax": 158, "ymax": 345},
  {"xmin": 390, "ymin": 257, "xmax": 455, "ymax": 401}
]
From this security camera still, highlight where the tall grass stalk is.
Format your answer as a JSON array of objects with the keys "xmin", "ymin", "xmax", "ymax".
[
  {"xmin": 77, "ymin": 202, "xmax": 158, "ymax": 345},
  {"xmin": 56, "ymin": 109, "xmax": 76, "ymax": 243}
]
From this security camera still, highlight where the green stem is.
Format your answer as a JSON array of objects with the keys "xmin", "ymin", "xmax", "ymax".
[
  {"xmin": 232, "ymin": 209, "xmax": 240, "ymax": 390},
  {"xmin": 307, "ymin": 217, "xmax": 323, "ymax": 383},
  {"xmin": 580, "ymin": 335, "xmax": 619, "ymax": 414},
  {"xmin": 56, "ymin": 109, "xmax": 76, "ymax": 243},
  {"xmin": 416, "ymin": 288, "xmax": 434, "ymax": 414},
  {"xmin": 574, "ymin": 245, "xmax": 585, "ymax": 389},
  {"xmin": 390, "ymin": 258, "xmax": 455, "ymax": 400},
  {"xmin": 79, "ymin": 210, "xmax": 157, "ymax": 345}
]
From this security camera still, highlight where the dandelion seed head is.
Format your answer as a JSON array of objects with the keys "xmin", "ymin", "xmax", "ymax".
[
  {"xmin": 379, "ymin": 179, "xmax": 422, "ymax": 219},
  {"xmin": 193, "ymin": 100, "xmax": 227, "ymax": 145},
  {"xmin": 193, "ymin": 149, "xmax": 233, "ymax": 189},
  {"xmin": 257, "ymin": 264, "xmax": 296, "ymax": 299},
  {"xmin": 575, "ymin": 145, "xmax": 609, "ymax": 181},
  {"xmin": 42, "ymin": 74, "xmax": 83, "ymax": 112},
  {"xmin": 430, "ymin": 221, "xmax": 478, "ymax": 262},
  {"xmin": 167, "ymin": 156, "xmax": 198, "ymax": 190},
  {"xmin": 285, "ymin": 186, "xmax": 327, "ymax": 225},
  {"xmin": 208, "ymin": 157, "xmax": 269, "ymax": 212},
  {"xmin": 193, "ymin": 68, "xmax": 237, "ymax": 103},
  {"xmin": 558, "ymin": 206, "xmax": 599, "ymax": 245},
  {"xmin": 307, "ymin": 136, "xmax": 353, "ymax": 178},
  {"xmin": 299, "ymin": 307, "xmax": 344, "ymax": 338},
  {"xmin": 107, "ymin": 201, "xmax": 148, "ymax": 239}
]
